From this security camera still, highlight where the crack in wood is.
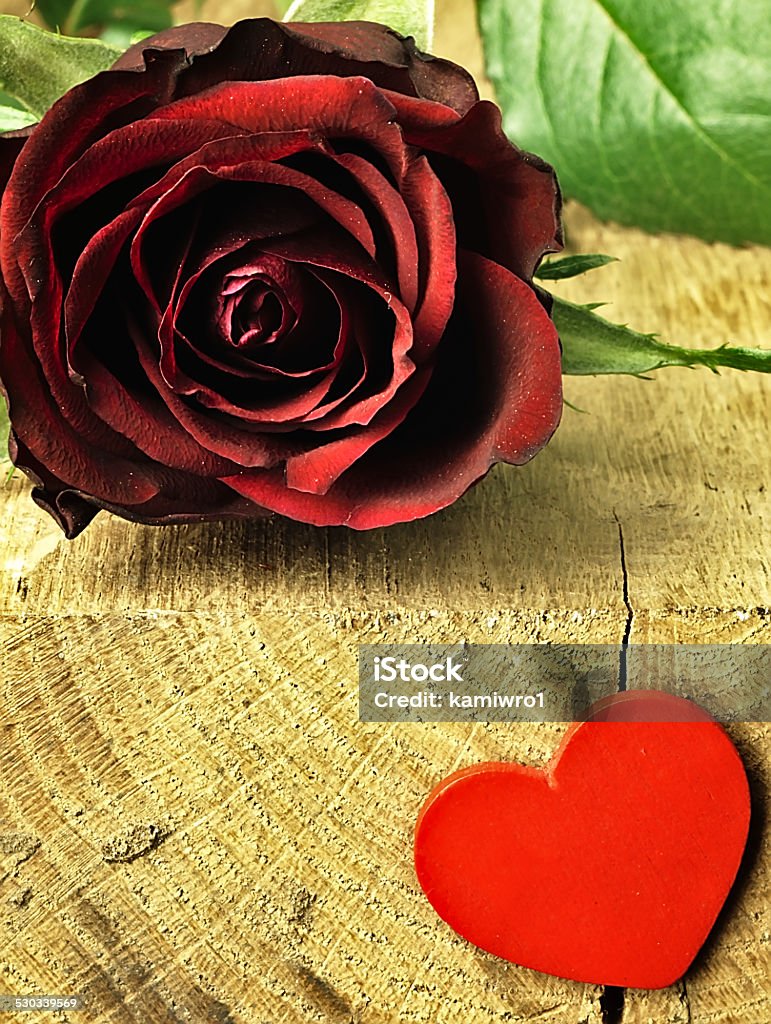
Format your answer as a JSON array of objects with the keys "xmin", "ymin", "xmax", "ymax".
[
  {"xmin": 613, "ymin": 511, "xmax": 634, "ymax": 691},
  {"xmin": 599, "ymin": 985, "xmax": 625, "ymax": 1024},
  {"xmin": 600, "ymin": 513, "xmax": 636, "ymax": 1019},
  {"xmin": 680, "ymin": 979, "xmax": 692, "ymax": 1023}
]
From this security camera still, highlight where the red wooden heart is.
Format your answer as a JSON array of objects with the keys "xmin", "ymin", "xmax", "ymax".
[{"xmin": 415, "ymin": 716, "xmax": 750, "ymax": 988}]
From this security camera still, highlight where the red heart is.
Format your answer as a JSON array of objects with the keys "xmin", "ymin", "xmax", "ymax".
[{"xmin": 415, "ymin": 717, "xmax": 750, "ymax": 988}]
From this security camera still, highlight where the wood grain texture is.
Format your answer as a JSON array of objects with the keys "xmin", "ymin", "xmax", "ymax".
[
  {"xmin": 0, "ymin": 0, "xmax": 769, "ymax": 1021},
  {"xmin": 1, "ymin": 614, "xmax": 611, "ymax": 1024}
]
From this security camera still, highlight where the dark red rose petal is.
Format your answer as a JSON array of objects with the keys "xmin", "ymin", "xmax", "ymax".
[
  {"xmin": 0, "ymin": 309, "xmax": 163, "ymax": 506},
  {"xmin": 457, "ymin": 252, "xmax": 563, "ymax": 465},
  {"xmin": 116, "ymin": 19, "xmax": 478, "ymax": 116},
  {"xmin": 16, "ymin": 422, "xmax": 263, "ymax": 539},
  {"xmin": 330, "ymin": 151, "xmax": 419, "ymax": 313},
  {"xmin": 221, "ymin": 250, "xmax": 562, "ymax": 527},
  {"xmin": 65, "ymin": 207, "xmax": 143, "ymax": 370},
  {"xmin": 127, "ymin": 316, "xmax": 299, "ymax": 467},
  {"xmin": 280, "ymin": 22, "xmax": 479, "ymax": 115},
  {"xmin": 388, "ymin": 95, "xmax": 563, "ymax": 281},
  {"xmin": 0, "ymin": 125, "xmax": 32, "ymax": 212},
  {"xmin": 88, "ymin": 486, "xmax": 263, "ymax": 528},
  {"xmin": 283, "ymin": 366, "xmax": 432, "ymax": 495},
  {"xmin": 378, "ymin": 89, "xmax": 461, "ymax": 132},
  {"xmin": 1, "ymin": 51, "xmax": 188, "ymax": 303},
  {"xmin": 11, "ymin": 434, "xmax": 101, "ymax": 537},
  {"xmin": 399, "ymin": 155, "xmax": 457, "ymax": 361},
  {"xmin": 113, "ymin": 22, "xmax": 228, "ymax": 70},
  {"xmin": 75, "ymin": 354, "xmax": 243, "ymax": 476},
  {"xmin": 150, "ymin": 74, "xmax": 397, "ymax": 141},
  {"xmin": 147, "ymin": 74, "xmax": 413, "ymax": 185}
]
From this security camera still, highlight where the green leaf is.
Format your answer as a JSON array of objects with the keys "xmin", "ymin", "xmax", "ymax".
[
  {"xmin": 35, "ymin": 1, "xmax": 173, "ymax": 36},
  {"xmin": 554, "ymin": 296, "xmax": 771, "ymax": 376},
  {"xmin": 0, "ymin": 16, "xmax": 121, "ymax": 120},
  {"xmin": 478, "ymin": 0, "xmax": 771, "ymax": 246},
  {"xmin": 129, "ymin": 29, "xmax": 157, "ymax": 45},
  {"xmin": 0, "ymin": 89, "xmax": 24, "ymax": 110},
  {"xmin": 535, "ymin": 253, "xmax": 617, "ymax": 280},
  {"xmin": 283, "ymin": 0, "xmax": 434, "ymax": 51},
  {"xmin": 100, "ymin": 24, "xmax": 157, "ymax": 48},
  {"xmin": 0, "ymin": 104, "xmax": 37, "ymax": 132}
]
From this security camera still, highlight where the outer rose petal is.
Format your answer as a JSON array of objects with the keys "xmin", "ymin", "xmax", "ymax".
[
  {"xmin": 113, "ymin": 23, "xmax": 227, "ymax": 68},
  {"xmin": 221, "ymin": 251, "xmax": 562, "ymax": 528},
  {"xmin": 400, "ymin": 156, "xmax": 457, "ymax": 360},
  {"xmin": 115, "ymin": 19, "xmax": 479, "ymax": 115},
  {"xmin": 147, "ymin": 75, "xmax": 399, "ymax": 145},
  {"xmin": 0, "ymin": 313, "xmax": 157, "ymax": 538},
  {"xmin": 0, "ymin": 125, "xmax": 32, "ymax": 207},
  {"xmin": 393, "ymin": 98, "xmax": 563, "ymax": 282},
  {"xmin": 1, "ymin": 50, "xmax": 188, "ymax": 292},
  {"xmin": 283, "ymin": 22, "xmax": 479, "ymax": 114},
  {"xmin": 0, "ymin": 126, "xmax": 33, "ymax": 431},
  {"xmin": 17, "ymin": 431, "xmax": 262, "ymax": 538}
]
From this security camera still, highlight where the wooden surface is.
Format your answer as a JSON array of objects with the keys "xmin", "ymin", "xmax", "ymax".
[{"xmin": 1, "ymin": 0, "xmax": 769, "ymax": 1022}]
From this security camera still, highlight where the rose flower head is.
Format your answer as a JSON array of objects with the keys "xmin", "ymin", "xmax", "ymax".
[{"xmin": 0, "ymin": 18, "xmax": 563, "ymax": 538}]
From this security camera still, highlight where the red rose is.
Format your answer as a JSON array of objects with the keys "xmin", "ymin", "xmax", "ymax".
[{"xmin": 0, "ymin": 18, "xmax": 562, "ymax": 538}]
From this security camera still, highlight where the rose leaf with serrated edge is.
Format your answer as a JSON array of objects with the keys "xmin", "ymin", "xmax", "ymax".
[
  {"xmin": 536, "ymin": 253, "xmax": 617, "ymax": 280},
  {"xmin": 554, "ymin": 296, "xmax": 771, "ymax": 376}
]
